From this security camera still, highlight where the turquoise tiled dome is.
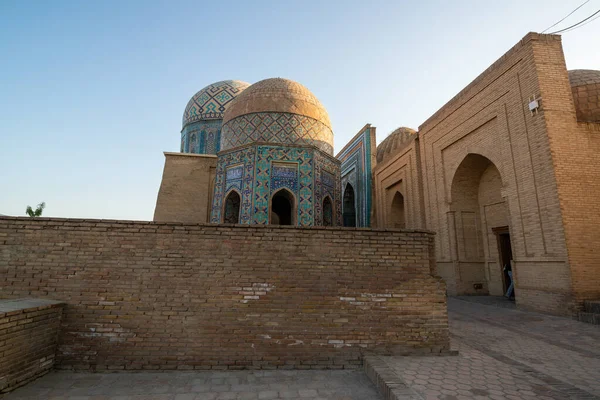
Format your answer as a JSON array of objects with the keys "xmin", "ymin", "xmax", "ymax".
[{"xmin": 182, "ymin": 80, "xmax": 250, "ymax": 129}]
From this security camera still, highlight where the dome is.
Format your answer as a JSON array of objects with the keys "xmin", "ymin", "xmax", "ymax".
[
  {"xmin": 568, "ymin": 69, "xmax": 600, "ymax": 123},
  {"xmin": 376, "ymin": 127, "xmax": 417, "ymax": 164},
  {"xmin": 182, "ymin": 80, "xmax": 251, "ymax": 129},
  {"xmin": 220, "ymin": 78, "xmax": 334, "ymax": 154}
]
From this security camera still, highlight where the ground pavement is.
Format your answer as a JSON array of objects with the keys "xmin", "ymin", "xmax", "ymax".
[
  {"xmin": 6, "ymin": 296, "xmax": 600, "ymax": 400},
  {"xmin": 369, "ymin": 297, "xmax": 600, "ymax": 400}
]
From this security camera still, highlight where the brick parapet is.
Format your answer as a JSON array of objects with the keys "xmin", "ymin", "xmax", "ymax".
[
  {"xmin": 0, "ymin": 217, "xmax": 448, "ymax": 371},
  {"xmin": 0, "ymin": 299, "xmax": 65, "ymax": 394}
]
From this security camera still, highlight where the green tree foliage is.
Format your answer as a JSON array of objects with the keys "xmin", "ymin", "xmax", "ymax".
[{"xmin": 26, "ymin": 202, "xmax": 46, "ymax": 217}]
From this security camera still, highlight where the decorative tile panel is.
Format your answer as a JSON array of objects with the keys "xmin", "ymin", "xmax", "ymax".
[{"xmin": 221, "ymin": 112, "xmax": 334, "ymax": 155}]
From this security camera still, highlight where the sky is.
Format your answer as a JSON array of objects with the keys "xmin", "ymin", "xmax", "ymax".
[{"xmin": 1, "ymin": 0, "xmax": 599, "ymax": 220}]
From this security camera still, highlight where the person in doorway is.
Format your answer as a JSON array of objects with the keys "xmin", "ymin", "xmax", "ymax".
[{"xmin": 504, "ymin": 263, "xmax": 514, "ymax": 299}]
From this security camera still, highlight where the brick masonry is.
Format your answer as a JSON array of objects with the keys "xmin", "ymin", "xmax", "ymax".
[
  {"xmin": 0, "ymin": 298, "xmax": 65, "ymax": 394},
  {"xmin": 0, "ymin": 217, "xmax": 449, "ymax": 371},
  {"xmin": 372, "ymin": 33, "xmax": 600, "ymax": 316}
]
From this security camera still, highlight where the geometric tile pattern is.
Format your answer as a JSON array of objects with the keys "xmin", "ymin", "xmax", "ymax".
[
  {"xmin": 182, "ymin": 80, "xmax": 250, "ymax": 127},
  {"xmin": 225, "ymin": 165, "xmax": 244, "ymax": 193},
  {"xmin": 210, "ymin": 144, "xmax": 341, "ymax": 227},
  {"xmin": 338, "ymin": 126, "xmax": 374, "ymax": 227},
  {"xmin": 221, "ymin": 112, "xmax": 334, "ymax": 155},
  {"xmin": 211, "ymin": 147, "xmax": 256, "ymax": 224},
  {"xmin": 314, "ymin": 151, "xmax": 342, "ymax": 226},
  {"xmin": 181, "ymin": 120, "xmax": 222, "ymax": 154},
  {"xmin": 271, "ymin": 162, "xmax": 299, "ymax": 193},
  {"xmin": 254, "ymin": 146, "xmax": 313, "ymax": 225}
]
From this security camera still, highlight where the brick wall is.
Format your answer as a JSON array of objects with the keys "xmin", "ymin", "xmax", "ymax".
[
  {"xmin": 532, "ymin": 40, "xmax": 600, "ymax": 306},
  {"xmin": 0, "ymin": 299, "xmax": 64, "ymax": 394},
  {"xmin": 0, "ymin": 217, "xmax": 448, "ymax": 371},
  {"xmin": 153, "ymin": 152, "xmax": 217, "ymax": 223}
]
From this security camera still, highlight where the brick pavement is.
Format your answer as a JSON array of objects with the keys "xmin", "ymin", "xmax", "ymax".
[
  {"xmin": 370, "ymin": 297, "xmax": 600, "ymax": 400},
  {"xmin": 4, "ymin": 370, "xmax": 381, "ymax": 400}
]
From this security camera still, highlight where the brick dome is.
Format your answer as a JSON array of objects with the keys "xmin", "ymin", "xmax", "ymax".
[
  {"xmin": 376, "ymin": 127, "xmax": 417, "ymax": 164},
  {"xmin": 220, "ymin": 78, "xmax": 334, "ymax": 154},
  {"xmin": 568, "ymin": 70, "xmax": 600, "ymax": 123}
]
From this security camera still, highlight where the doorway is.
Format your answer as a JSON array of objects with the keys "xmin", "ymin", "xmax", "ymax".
[
  {"xmin": 270, "ymin": 189, "xmax": 295, "ymax": 225},
  {"xmin": 343, "ymin": 183, "xmax": 356, "ymax": 227},
  {"xmin": 223, "ymin": 191, "xmax": 241, "ymax": 224},
  {"xmin": 494, "ymin": 227, "xmax": 514, "ymax": 297}
]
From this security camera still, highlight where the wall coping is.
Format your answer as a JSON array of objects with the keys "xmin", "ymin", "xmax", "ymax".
[
  {"xmin": 0, "ymin": 298, "xmax": 65, "ymax": 315},
  {"xmin": 0, "ymin": 216, "xmax": 435, "ymax": 235},
  {"xmin": 163, "ymin": 152, "xmax": 218, "ymax": 158}
]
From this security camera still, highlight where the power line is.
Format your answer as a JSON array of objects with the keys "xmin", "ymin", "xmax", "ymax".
[
  {"xmin": 542, "ymin": 0, "xmax": 590, "ymax": 33},
  {"xmin": 559, "ymin": 12, "xmax": 600, "ymax": 33},
  {"xmin": 548, "ymin": 8, "xmax": 600, "ymax": 34}
]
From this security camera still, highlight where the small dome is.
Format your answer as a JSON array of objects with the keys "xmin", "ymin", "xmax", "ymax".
[
  {"xmin": 182, "ymin": 80, "xmax": 250, "ymax": 128},
  {"xmin": 376, "ymin": 127, "xmax": 417, "ymax": 164},
  {"xmin": 568, "ymin": 70, "xmax": 600, "ymax": 123},
  {"xmin": 220, "ymin": 78, "xmax": 334, "ymax": 154}
]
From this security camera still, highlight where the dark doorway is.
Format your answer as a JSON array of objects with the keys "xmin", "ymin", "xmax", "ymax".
[
  {"xmin": 343, "ymin": 183, "xmax": 356, "ymax": 227},
  {"xmin": 271, "ymin": 189, "xmax": 294, "ymax": 225},
  {"xmin": 223, "ymin": 191, "xmax": 241, "ymax": 224},
  {"xmin": 323, "ymin": 196, "xmax": 333, "ymax": 226},
  {"xmin": 390, "ymin": 191, "xmax": 406, "ymax": 229},
  {"xmin": 495, "ymin": 227, "xmax": 514, "ymax": 297}
]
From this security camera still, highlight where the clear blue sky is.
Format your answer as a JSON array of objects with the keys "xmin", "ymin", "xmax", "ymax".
[{"xmin": 1, "ymin": 0, "xmax": 599, "ymax": 220}]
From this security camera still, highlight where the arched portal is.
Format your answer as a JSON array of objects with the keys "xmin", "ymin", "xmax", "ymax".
[
  {"xmin": 343, "ymin": 183, "xmax": 356, "ymax": 227},
  {"xmin": 449, "ymin": 154, "xmax": 511, "ymax": 297},
  {"xmin": 223, "ymin": 191, "xmax": 241, "ymax": 224},
  {"xmin": 390, "ymin": 191, "xmax": 406, "ymax": 229},
  {"xmin": 270, "ymin": 189, "xmax": 295, "ymax": 225},
  {"xmin": 322, "ymin": 196, "xmax": 333, "ymax": 226}
]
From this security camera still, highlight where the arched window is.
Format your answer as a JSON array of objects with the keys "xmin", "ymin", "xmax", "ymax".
[
  {"xmin": 390, "ymin": 191, "xmax": 406, "ymax": 229},
  {"xmin": 270, "ymin": 189, "xmax": 295, "ymax": 225},
  {"xmin": 322, "ymin": 196, "xmax": 333, "ymax": 226},
  {"xmin": 343, "ymin": 183, "xmax": 356, "ymax": 227},
  {"xmin": 190, "ymin": 133, "xmax": 197, "ymax": 153},
  {"xmin": 223, "ymin": 191, "xmax": 241, "ymax": 224}
]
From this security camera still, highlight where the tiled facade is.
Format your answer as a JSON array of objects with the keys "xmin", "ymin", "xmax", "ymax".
[
  {"xmin": 210, "ymin": 143, "xmax": 341, "ymax": 226},
  {"xmin": 336, "ymin": 124, "xmax": 377, "ymax": 227}
]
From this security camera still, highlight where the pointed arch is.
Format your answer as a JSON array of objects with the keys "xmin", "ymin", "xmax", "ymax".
[
  {"xmin": 322, "ymin": 195, "xmax": 334, "ymax": 226},
  {"xmin": 343, "ymin": 183, "xmax": 356, "ymax": 227},
  {"xmin": 270, "ymin": 188, "xmax": 296, "ymax": 225},
  {"xmin": 223, "ymin": 190, "xmax": 241, "ymax": 224},
  {"xmin": 390, "ymin": 191, "xmax": 406, "ymax": 229}
]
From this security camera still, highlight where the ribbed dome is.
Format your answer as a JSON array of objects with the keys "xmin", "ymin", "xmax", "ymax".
[
  {"xmin": 182, "ymin": 80, "xmax": 251, "ymax": 128},
  {"xmin": 376, "ymin": 127, "xmax": 417, "ymax": 164},
  {"xmin": 220, "ymin": 78, "xmax": 334, "ymax": 154},
  {"xmin": 568, "ymin": 70, "xmax": 600, "ymax": 123}
]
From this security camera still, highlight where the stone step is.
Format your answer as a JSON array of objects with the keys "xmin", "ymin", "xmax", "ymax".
[
  {"xmin": 578, "ymin": 312, "xmax": 600, "ymax": 325},
  {"xmin": 583, "ymin": 300, "xmax": 600, "ymax": 314}
]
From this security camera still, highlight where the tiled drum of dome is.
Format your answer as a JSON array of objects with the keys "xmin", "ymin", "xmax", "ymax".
[
  {"xmin": 181, "ymin": 119, "xmax": 222, "ymax": 154},
  {"xmin": 182, "ymin": 80, "xmax": 250, "ymax": 126},
  {"xmin": 221, "ymin": 113, "xmax": 334, "ymax": 154}
]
